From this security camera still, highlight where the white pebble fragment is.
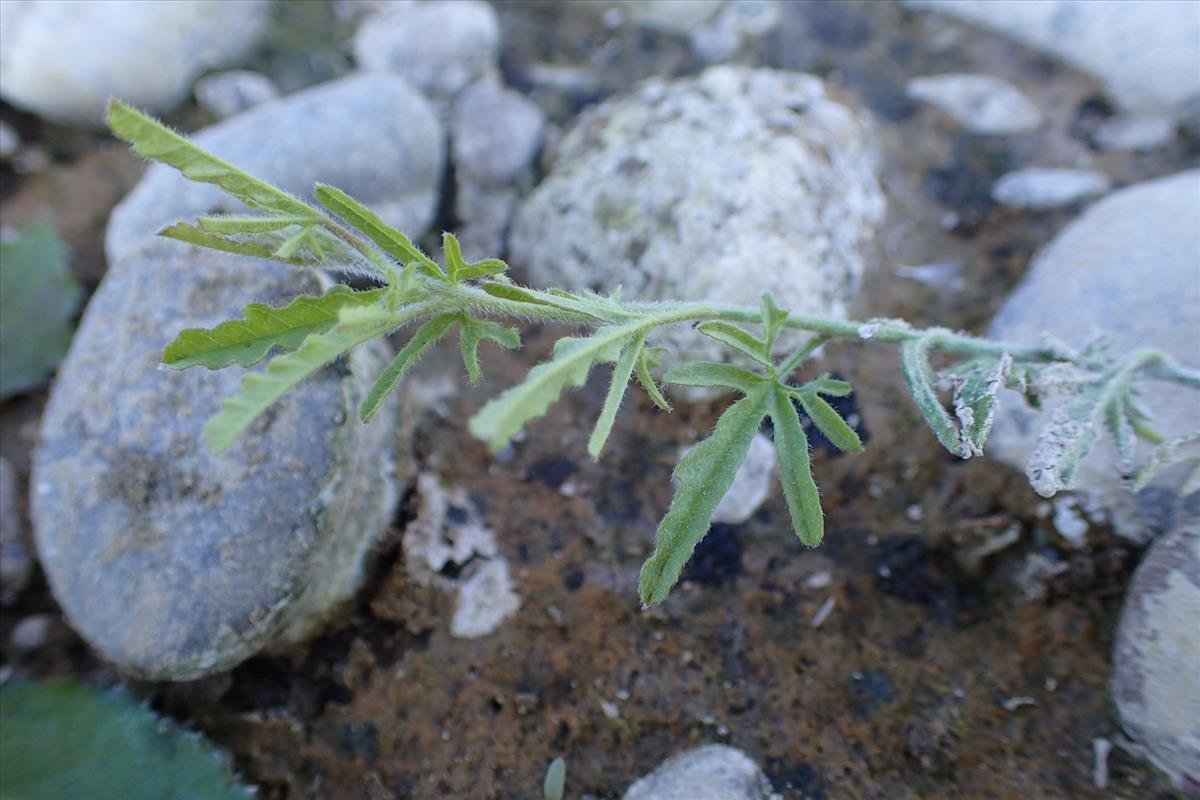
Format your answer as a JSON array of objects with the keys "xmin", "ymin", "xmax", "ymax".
[
  {"xmin": 622, "ymin": 744, "xmax": 777, "ymax": 800},
  {"xmin": 810, "ymin": 596, "xmax": 836, "ymax": 628},
  {"xmin": 1092, "ymin": 114, "xmax": 1177, "ymax": 152},
  {"xmin": 991, "ymin": 168, "xmax": 1112, "ymax": 211},
  {"xmin": 451, "ymin": 558, "xmax": 521, "ymax": 639},
  {"xmin": 907, "ymin": 73, "xmax": 1042, "ymax": 135}
]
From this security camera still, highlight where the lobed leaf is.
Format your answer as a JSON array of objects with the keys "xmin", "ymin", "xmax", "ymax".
[
  {"xmin": 469, "ymin": 323, "xmax": 647, "ymax": 450},
  {"xmin": 769, "ymin": 385, "xmax": 824, "ymax": 545},
  {"xmin": 800, "ymin": 373, "xmax": 852, "ymax": 397},
  {"xmin": 163, "ymin": 285, "xmax": 384, "ymax": 370},
  {"xmin": 635, "ymin": 348, "xmax": 671, "ymax": 412},
  {"xmin": 108, "ymin": 99, "xmax": 320, "ymax": 220},
  {"xmin": 638, "ymin": 387, "xmax": 770, "ymax": 606},
  {"xmin": 313, "ymin": 183, "xmax": 439, "ymax": 276},
  {"xmin": 759, "ymin": 292, "xmax": 789, "ymax": 352},
  {"xmin": 205, "ymin": 310, "xmax": 398, "ymax": 452},
  {"xmin": 587, "ymin": 333, "xmax": 647, "ymax": 459},
  {"xmin": 1025, "ymin": 387, "xmax": 1104, "ymax": 497},
  {"xmin": 697, "ymin": 321, "xmax": 770, "ymax": 366},
  {"xmin": 459, "ymin": 316, "xmax": 521, "ymax": 384},
  {"xmin": 794, "ymin": 390, "xmax": 863, "ymax": 454},
  {"xmin": 950, "ymin": 354, "xmax": 1011, "ymax": 457},
  {"xmin": 1131, "ymin": 432, "xmax": 1200, "ymax": 492},
  {"xmin": 1105, "ymin": 392, "xmax": 1136, "ymax": 473},
  {"xmin": 900, "ymin": 333, "xmax": 964, "ymax": 456},
  {"xmin": 196, "ymin": 214, "xmax": 315, "ymax": 233},
  {"xmin": 663, "ymin": 362, "xmax": 765, "ymax": 394},
  {"xmin": 361, "ymin": 314, "xmax": 458, "ymax": 422}
]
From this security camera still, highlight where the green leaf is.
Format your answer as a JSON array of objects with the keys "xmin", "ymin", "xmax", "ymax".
[
  {"xmin": 795, "ymin": 390, "xmax": 862, "ymax": 454},
  {"xmin": 196, "ymin": 214, "xmax": 316, "ymax": 233},
  {"xmin": 587, "ymin": 332, "xmax": 647, "ymax": 459},
  {"xmin": 1131, "ymin": 432, "xmax": 1200, "ymax": 492},
  {"xmin": 639, "ymin": 387, "xmax": 770, "ymax": 606},
  {"xmin": 543, "ymin": 758, "xmax": 567, "ymax": 800},
  {"xmin": 697, "ymin": 321, "xmax": 770, "ymax": 365},
  {"xmin": 663, "ymin": 362, "xmax": 765, "ymax": 394},
  {"xmin": 312, "ymin": 183, "xmax": 440, "ymax": 276},
  {"xmin": 799, "ymin": 373, "xmax": 852, "ymax": 397},
  {"xmin": 205, "ymin": 310, "xmax": 398, "ymax": 452},
  {"xmin": 361, "ymin": 314, "xmax": 457, "ymax": 422},
  {"xmin": 455, "ymin": 258, "xmax": 509, "ymax": 283},
  {"xmin": 163, "ymin": 285, "xmax": 384, "ymax": 370},
  {"xmin": 481, "ymin": 282, "xmax": 554, "ymax": 307},
  {"xmin": 459, "ymin": 317, "xmax": 521, "ymax": 384},
  {"xmin": 759, "ymin": 292, "xmax": 789, "ymax": 352},
  {"xmin": 161, "ymin": 222, "xmax": 289, "ymax": 262},
  {"xmin": 950, "ymin": 354, "xmax": 1011, "ymax": 457},
  {"xmin": 1105, "ymin": 392, "xmax": 1136, "ymax": 473},
  {"xmin": 1026, "ymin": 386, "xmax": 1105, "ymax": 497},
  {"xmin": 0, "ymin": 220, "xmax": 81, "ymax": 399},
  {"xmin": 469, "ymin": 323, "xmax": 647, "ymax": 450},
  {"xmin": 442, "ymin": 231, "xmax": 467, "ymax": 282},
  {"xmin": 769, "ymin": 385, "xmax": 824, "ymax": 546},
  {"xmin": 0, "ymin": 678, "xmax": 251, "ymax": 800},
  {"xmin": 900, "ymin": 333, "xmax": 964, "ymax": 456},
  {"xmin": 108, "ymin": 99, "xmax": 320, "ymax": 221},
  {"xmin": 777, "ymin": 335, "xmax": 828, "ymax": 378},
  {"xmin": 635, "ymin": 347, "xmax": 671, "ymax": 412}
]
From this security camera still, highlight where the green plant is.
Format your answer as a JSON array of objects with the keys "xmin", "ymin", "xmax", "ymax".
[
  {"xmin": 543, "ymin": 757, "xmax": 566, "ymax": 800},
  {"xmin": 107, "ymin": 101, "xmax": 1200, "ymax": 607},
  {"xmin": 0, "ymin": 677, "xmax": 250, "ymax": 799}
]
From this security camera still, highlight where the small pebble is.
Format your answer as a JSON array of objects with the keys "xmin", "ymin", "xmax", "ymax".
[
  {"xmin": 991, "ymin": 168, "xmax": 1112, "ymax": 211},
  {"xmin": 907, "ymin": 73, "xmax": 1042, "ymax": 135},
  {"xmin": 194, "ymin": 70, "xmax": 279, "ymax": 119},
  {"xmin": 10, "ymin": 614, "xmax": 53, "ymax": 651}
]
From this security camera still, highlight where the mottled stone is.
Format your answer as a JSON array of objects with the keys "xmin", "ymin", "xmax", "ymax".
[
  {"xmin": 0, "ymin": 0, "xmax": 270, "ymax": 126},
  {"xmin": 1112, "ymin": 523, "xmax": 1200, "ymax": 785},
  {"xmin": 107, "ymin": 74, "xmax": 444, "ymax": 264},
  {"xmin": 32, "ymin": 239, "xmax": 407, "ymax": 679},
  {"xmin": 623, "ymin": 745, "xmax": 777, "ymax": 800},
  {"xmin": 511, "ymin": 66, "xmax": 883, "ymax": 367}
]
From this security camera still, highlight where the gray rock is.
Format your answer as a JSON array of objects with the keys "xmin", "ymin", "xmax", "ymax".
[
  {"xmin": 906, "ymin": 73, "xmax": 1042, "ymax": 135},
  {"xmin": 690, "ymin": 0, "xmax": 782, "ymax": 64},
  {"xmin": 1112, "ymin": 523, "xmax": 1200, "ymax": 785},
  {"xmin": 194, "ymin": 70, "xmax": 280, "ymax": 119},
  {"xmin": 1092, "ymin": 114, "xmax": 1177, "ymax": 152},
  {"xmin": 0, "ymin": 0, "xmax": 270, "ymax": 127},
  {"xmin": 991, "ymin": 168, "xmax": 1112, "ymax": 211},
  {"xmin": 454, "ymin": 182, "xmax": 520, "ymax": 262},
  {"xmin": 903, "ymin": 0, "xmax": 1200, "ymax": 115},
  {"xmin": 511, "ymin": 66, "xmax": 884, "ymax": 367},
  {"xmin": 106, "ymin": 74, "xmax": 444, "ymax": 265},
  {"xmin": 0, "ymin": 456, "xmax": 33, "ymax": 600},
  {"xmin": 452, "ymin": 80, "xmax": 546, "ymax": 187},
  {"xmin": 32, "ymin": 239, "xmax": 407, "ymax": 679},
  {"xmin": 0, "ymin": 120, "xmax": 18, "ymax": 161},
  {"xmin": 623, "ymin": 745, "xmax": 777, "ymax": 800},
  {"xmin": 353, "ymin": 0, "xmax": 500, "ymax": 106},
  {"xmin": 986, "ymin": 170, "xmax": 1200, "ymax": 542}
]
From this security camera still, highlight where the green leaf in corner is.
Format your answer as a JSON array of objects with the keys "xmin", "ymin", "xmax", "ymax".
[
  {"xmin": 163, "ymin": 285, "xmax": 385, "ymax": 370},
  {"xmin": 108, "ymin": 99, "xmax": 320, "ymax": 221},
  {"xmin": 469, "ymin": 323, "xmax": 647, "ymax": 451},
  {"xmin": 205, "ymin": 310, "xmax": 399, "ymax": 452},
  {"xmin": 769, "ymin": 385, "xmax": 824, "ymax": 546},
  {"xmin": 459, "ymin": 317, "xmax": 521, "ymax": 384},
  {"xmin": 0, "ymin": 220, "xmax": 82, "ymax": 399},
  {"xmin": 638, "ymin": 386, "xmax": 770, "ymax": 606},
  {"xmin": 900, "ymin": 332, "xmax": 964, "ymax": 457},
  {"xmin": 697, "ymin": 321, "xmax": 770, "ymax": 366},
  {"xmin": 0, "ymin": 678, "xmax": 251, "ymax": 799},
  {"xmin": 360, "ymin": 314, "xmax": 458, "ymax": 422},
  {"xmin": 587, "ymin": 332, "xmax": 647, "ymax": 459}
]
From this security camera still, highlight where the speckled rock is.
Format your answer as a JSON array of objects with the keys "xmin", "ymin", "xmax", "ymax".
[
  {"xmin": 990, "ymin": 168, "xmax": 1111, "ymax": 211},
  {"xmin": 106, "ymin": 74, "xmax": 444, "ymax": 264},
  {"xmin": 622, "ymin": 745, "xmax": 778, "ymax": 800},
  {"xmin": 986, "ymin": 170, "xmax": 1200, "ymax": 542},
  {"xmin": 353, "ymin": 0, "xmax": 500, "ymax": 106},
  {"xmin": 1112, "ymin": 523, "xmax": 1200, "ymax": 785},
  {"xmin": 0, "ymin": 0, "xmax": 270, "ymax": 126},
  {"xmin": 906, "ymin": 73, "xmax": 1042, "ymax": 135},
  {"xmin": 32, "ymin": 239, "xmax": 408, "ymax": 679},
  {"xmin": 511, "ymin": 66, "xmax": 884, "ymax": 367},
  {"xmin": 904, "ymin": 0, "xmax": 1200, "ymax": 115},
  {"xmin": 194, "ymin": 70, "xmax": 279, "ymax": 119}
]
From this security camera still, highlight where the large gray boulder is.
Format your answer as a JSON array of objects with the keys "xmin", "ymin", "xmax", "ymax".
[
  {"xmin": 106, "ymin": 74, "xmax": 445, "ymax": 264},
  {"xmin": 0, "ymin": 0, "xmax": 270, "ymax": 127},
  {"xmin": 986, "ymin": 170, "xmax": 1200, "ymax": 542},
  {"xmin": 32, "ymin": 239, "xmax": 408, "ymax": 679},
  {"xmin": 904, "ymin": 0, "xmax": 1200, "ymax": 115},
  {"xmin": 510, "ymin": 66, "xmax": 884, "ymax": 366}
]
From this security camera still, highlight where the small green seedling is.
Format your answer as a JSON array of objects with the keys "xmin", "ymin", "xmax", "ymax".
[
  {"xmin": 543, "ymin": 757, "xmax": 566, "ymax": 800},
  {"xmin": 106, "ymin": 101, "xmax": 1200, "ymax": 607}
]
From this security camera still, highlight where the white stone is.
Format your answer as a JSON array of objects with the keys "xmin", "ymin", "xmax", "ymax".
[
  {"xmin": 0, "ymin": 0, "xmax": 270, "ymax": 126},
  {"xmin": 0, "ymin": 121, "xmax": 18, "ymax": 161},
  {"xmin": 623, "ymin": 745, "xmax": 777, "ymax": 800},
  {"xmin": 511, "ymin": 67, "xmax": 883, "ymax": 367},
  {"xmin": 904, "ymin": 0, "xmax": 1200, "ymax": 114},
  {"xmin": 194, "ymin": 70, "xmax": 279, "ymax": 119},
  {"xmin": 1112, "ymin": 523, "xmax": 1200, "ymax": 785},
  {"xmin": 10, "ymin": 614, "xmax": 52, "ymax": 651},
  {"xmin": 991, "ymin": 168, "xmax": 1111, "ymax": 211},
  {"xmin": 452, "ymin": 79, "xmax": 546, "ymax": 187},
  {"xmin": 451, "ymin": 559, "xmax": 520, "ymax": 639},
  {"xmin": 1092, "ymin": 115, "xmax": 1177, "ymax": 152},
  {"xmin": 353, "ymin": 0, "xmax": 500, "ymax": 105},
  {"xmin": 986, "ymin": 170, "xmax": 1200, "ymax": 542},
  {"xmin": 906, "ymin": 73, "xmax": 1042, "ymax": 135}
]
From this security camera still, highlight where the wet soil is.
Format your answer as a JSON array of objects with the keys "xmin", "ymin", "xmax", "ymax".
[{"xmin": 2, "ymin": 2, "xmax": 1196, "ymax": 798}]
